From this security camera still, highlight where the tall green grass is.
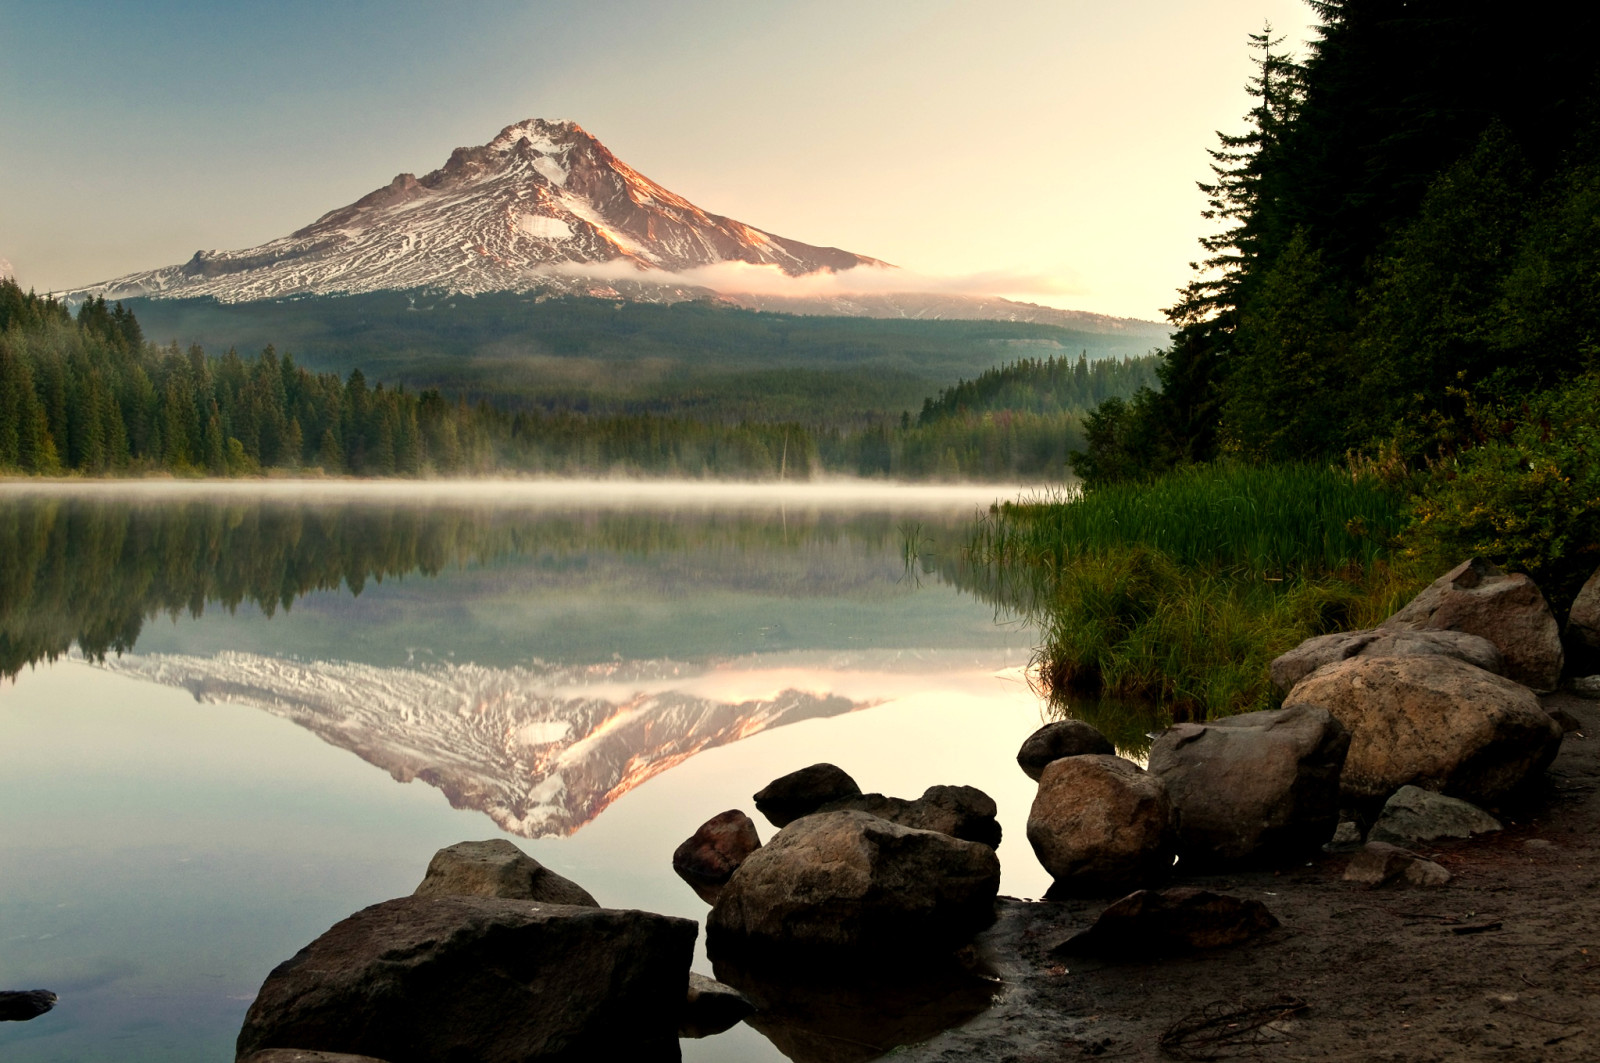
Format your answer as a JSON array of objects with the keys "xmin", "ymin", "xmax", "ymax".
[{"xmin": 961, "ymin": 463, "xmax": 1424, "ymax": 722}]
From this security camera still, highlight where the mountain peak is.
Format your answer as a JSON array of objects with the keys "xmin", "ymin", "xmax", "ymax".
[{"xmin": 71, "ymin": 119, "xmax": 883, "ymax": 303}]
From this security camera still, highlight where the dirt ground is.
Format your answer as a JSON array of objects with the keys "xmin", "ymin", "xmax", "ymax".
[{"xmin": 905, "ymin": 692, "xmax": 1600, "ymax": 1063}]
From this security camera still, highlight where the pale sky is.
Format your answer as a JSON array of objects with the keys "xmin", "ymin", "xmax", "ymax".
[{"xmin": 0, "ymin": 0, "xmax": 1313, "ymax": 320}]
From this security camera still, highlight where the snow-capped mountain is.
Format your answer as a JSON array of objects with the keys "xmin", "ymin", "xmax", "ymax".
[{"xmin": 73, "ymin": 119, "xmax": 885, "ymax": 303}]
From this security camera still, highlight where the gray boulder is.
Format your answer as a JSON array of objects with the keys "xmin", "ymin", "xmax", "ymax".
[
  {"xmin": 1342, "ymin": 841, "xmax": 1452, "ymax": 887},
  {"xmin": 754, "ymin": 763, "xmax": 862, "ymax": 828},
  {"xmin": 1054, "ymin": 888, "xmax": 1278, "ymax": 958},
  {"xmin": 1147, "ymin": 704, "xmax": 1349, "ymax": 866},
  {"xmin": 1573, "ymin": 675, "xmax": 1600, "ymax": 698},
  {"xmin": 817, "ymin": 784, "xmax": 1002, "ymax": 848},
  {"xmin": 235, "ymin": 896, "xmax": 695, "ymax": 1063},
  {"xmin": 1272, "ymin": 628, "xmax": 1505, "ymax": 694},
  {"xmin": 673, "ymin": 810, "xmax": 762, "ymax": 904},
  {"xmin": 1382, "ymin": 557, "xmax": 1564, "ymax": 691},
  {"xmin": 680, "ymin": 973, "xmax": 754, "ymax": 1039},
  {"xmin": 1568, "ymin": 565, "xmax": 1600, "ymax": 675},
  {"xmin": 1368, "ymin": 785, "xmax": 1502, "ymax": 846},
  {"xmin": 413, "ymin": 839, "xmax": 597, "ymax": 907},
  {"xmin": 1026, "ymin": 754, "xmax": 1175, "ymax": 893},
  {"xmin": 1283, "ymin": 654, "xmax": 1563, "ymax": 805},
  {"xmin": 706, "ymin": 810, "xmax": 1000, "ymax": 957},
  {"xmin": 1016, "ymin": 720, "xmax": 1115, "ymax": 780}
]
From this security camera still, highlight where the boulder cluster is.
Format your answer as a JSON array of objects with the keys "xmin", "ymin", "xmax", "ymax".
[{"xmin": 1019, "ymin": 557, "xmax": 1591, "ymax": 901}]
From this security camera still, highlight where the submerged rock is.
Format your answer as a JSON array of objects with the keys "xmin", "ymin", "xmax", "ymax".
[
  {"xmin": 1148, "ymin": 704, "xmax": 1348, "ymax": 866},
  {"xmin": 1055, "ymin": 888, "xmax": 1278, "ymax": 958},
  {"xmin": 413, "ymin": 839, "xmax": 597, "ymax": 907},
  {"xmin": 1382, "ymin": 557, "xmax": 1564, "ymax": 692},
  {"xmin": 1368, "ymin": 786, "xmax": 1503, "ymax": 847},
  {"xmin": 673, "ymin": 810, "xmax": 763, "ymax": 904},
  {"xmin": 1016, "ymin": 720, "xmax": 1115, "ymax": 781},
  {"xmin": 707, "ymin": 810, "xmax": 1000, "ymax": 958},
  {"xmin": 1283, "ymin": 654, "xmax": 1562, "ymax": 805},
  {"xmin": 680, "ymin": 972, "xmax": 755, "ymax": 1039},
  {"xmin": 235, "ymin": 895, "xmax": 695, "ymax": 1063},
  {"xmin": 1027, "ymin": 754, "xmax": 1175, "ymax": 894},
  {"xmin": 754, "ymin": 763, "xmax": 862, "ymax": 828}
]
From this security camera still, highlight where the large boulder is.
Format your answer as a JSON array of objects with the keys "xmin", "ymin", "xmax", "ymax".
[
  {"xmin": 1147, "ymin": 704, "xmax": 1349, "ymax": 866},
  {"xmin": 754, "ymin": 763, "xmax": 862, "ymax": 828},
  {"xmin": 1271, "ymin": 628, "xmax": 1505, "ymax": 694},
  {"xmin": 1382, "ymin": 557, "xmax": 1564, "ymax": 691},
  {"xmin": 1567, "ymin": 565, "xmax": 1600, "ymax": 676},
  {"xmin": 1054, "ymin": 889, "xmax": 1278, "ymax": 958},
  {"xmin": 1016, "ymin": 720, "xmax": 1115, "ymax": 780},
  {"xmin": 1026, "ymin": 754, "xmax": 1175, "ymax": 893},
  {"xmin": 672, "ymin": 810, "xmax": 762, "ymax": 904},
  {"xmin": 412, "ymin": 840, "xmax": 597, "ymax": 907},
  {"xmin": 817, "ymin": 785, "xmax": 1002, "ymax": 849},
  {"xmin": 1368, "ymin": 785, "xmax": 1502, "ymax": 847},
  {"xmin": 706, "ymin": 810, "xmax": 1000, "ymax": 957},
  {"xmin": 235, "ymin": 896, "xmax": 695, "ymax": 1063},
  {"xmin": 1283, "ymin": 654, "xmax": 1563, "ymax": 805}
]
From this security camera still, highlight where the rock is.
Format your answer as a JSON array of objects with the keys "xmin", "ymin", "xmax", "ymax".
[
  {"xmin": 1147, "ymin": 704, "xmax": 1349, "ymax": 866},
  {"xmin": 1573, "ymin": 675, "xmax": 1600, "ymax": 699},
  {"xmin": 1368, "ymin": 785, "xmax": 1503, "ymax": 846},
  {"xmin": 412, "ymin": 839, "xmax": 597, "ymax": 907},
  {"xmin": 1016, "ymin": 720, "xmax": 1115, "ymax": 781},
  {"xmin": 1283, "ymin": 654, "xmax": 1563, "ymax": 805},
  {"xmin": 1342, "ymin": 841, "xmax": 1452, "ymax": 887},
  {"xmin": 706, "ymin": 810, "xmax": 1000, "ymax": 957},
  {"xmin": 680, "ymin": 973, "xmax": 754, "ymax": 1038},
  {"xmin": 1054, "ymin": 889, "xmax": 1278, "ymax": 958},
  {"xmin": 0, "ymin": 990, "xmax": 58, "ymax": 1022},
  {"xmin": 1382, "ymin": 557, "xmax": 1564, "ymax": 691},
  {"xmin": 754, "ymin": 763, "xmax": 862, "ymax": 828},
  {"xmin": 1271, "ymin": 628, "xmax": 1506, "ymax": 694},
  {"xmin": 1548, "ymin": 706, "xmax": 1585, "ymax": 732},
  {"xmin": 1329, "ymin": 820, "xmax": 1364, "ymax": 849},
  {"xmin": 1026, "ymin": 754, "xmax": 1175, "ymax": 893},
  {"xmin": 817, "ymin": 784, "xmax": 1002, "ymax": 848},
  {"xmin": 241, "ymin": 1053, "xmax": 393, "ymax": 1063},
  {"xmin": 673, "ymin": 810, "xmax": 762, "ymax": 904},
  {"xmin": 1567, "ymin": 565, "xmax": 1600, "ymax": 675},
  {"xmin": 235, "ymin": 895, "xmax": 695, "ymax": 1063}
]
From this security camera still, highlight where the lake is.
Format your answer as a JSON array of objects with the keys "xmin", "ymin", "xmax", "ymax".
[{"xmin": 0, "ymin": 480, "xmax": 1057, "ymax": 1063}]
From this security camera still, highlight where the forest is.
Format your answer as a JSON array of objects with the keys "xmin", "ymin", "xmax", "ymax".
[{"xmin": 0, "ymin": 281, "xmax": 1157, "ymax": 480}]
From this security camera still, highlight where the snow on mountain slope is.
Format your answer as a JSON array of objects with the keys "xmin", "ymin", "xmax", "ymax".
[
  {"xmin": 73, "ymin": 119, "xmax": 886, "ymax": 304},
  {"xmin": 98, "ymin": 650, "xmax": 871, "ymax": 837}
]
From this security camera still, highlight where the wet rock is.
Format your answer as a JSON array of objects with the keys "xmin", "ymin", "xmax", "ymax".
[
  {"xmin": 235, "ymin": 895, "xmax": 695, "ymax": 1063},
  {"xmin": 1148, "ymin": 704, "xmax": 1349, "ymax": 866},
  {"xmin": 673, "ymin": 810, "xmax": 762, "ymax": 904},
  {"xmin": 706, "ymin": 810, "xmax": 1000, "ymax": 957},
  {"xmin": 1567, "ymin": 565, "xmax": 1600, "ymax": 675},
  {"xmin": 0, "ymin": 990, "xmax": 57, "ymax": 1022},
  {"xmin": 1026, "ymin": 754, "xmax": 1175, "ymax": 894},
  {"xmin": 680, "ymin": 972, "xmax": 754, "ymax": 1038},
  {"xmin": 241, "ymin": 1053, "xmax": 393, "ymax": 1063},
  {"xmin": 818, "ymin": 785, "xmax": 1002, "ymax": 848},
  {"xmin": 1368, "ymin": 785, "xmax": 1503, "ymax": 847},
  {"xmin": 754, "ymin": 763, "xmax": 862, "ymax": 828},
  {"xmin": 1283, "ymin": 654, "xmax": 1563, "ymax": 805},
  {"xmin": 1382, "ymin": 557, "xmax": 1564, "ymax": 691},
  {"xmin": 1016, "ymin": 720, "xmax": 1114, "ymax": 781},
  {"xmin": 1054, "ymin": 888, "xmax": 1279, "ymax": 958},
  {"xmin": 1342, "ymin": 841, "xmax": 1452, "ymax": 887},
  {"xmin": 412, "ymin": 839, "xmax": 597, "ymax": 907},
  {"xmin": 1272, "ymin": 628, "xmax": 1505, "ymax": 694}
]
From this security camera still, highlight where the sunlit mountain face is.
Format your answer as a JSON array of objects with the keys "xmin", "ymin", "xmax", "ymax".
[{"xmin": 70, "ymin": 119, "xmax": 885, "ymax": 304}]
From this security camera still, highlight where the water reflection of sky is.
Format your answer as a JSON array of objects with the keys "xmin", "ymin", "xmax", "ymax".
[{"xmin": 0, "ymin": 482, "xmax": 1051, "ymax": 1063}]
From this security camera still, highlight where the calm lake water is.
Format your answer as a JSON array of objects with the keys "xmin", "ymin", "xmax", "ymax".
[{"xmin": 0, "ymin": 480, "xmax": 1057, "ymax": 1063}]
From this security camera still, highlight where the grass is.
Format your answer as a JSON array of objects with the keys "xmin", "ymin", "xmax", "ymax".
[{"xmin": 961, "ymin": 463, "xmax": 1426, "ymax": 723}]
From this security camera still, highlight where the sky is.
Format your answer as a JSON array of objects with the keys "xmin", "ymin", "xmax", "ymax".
[{"xmin": 0, "ymin": 0, "xmax": 1314, "ymax": 320}]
